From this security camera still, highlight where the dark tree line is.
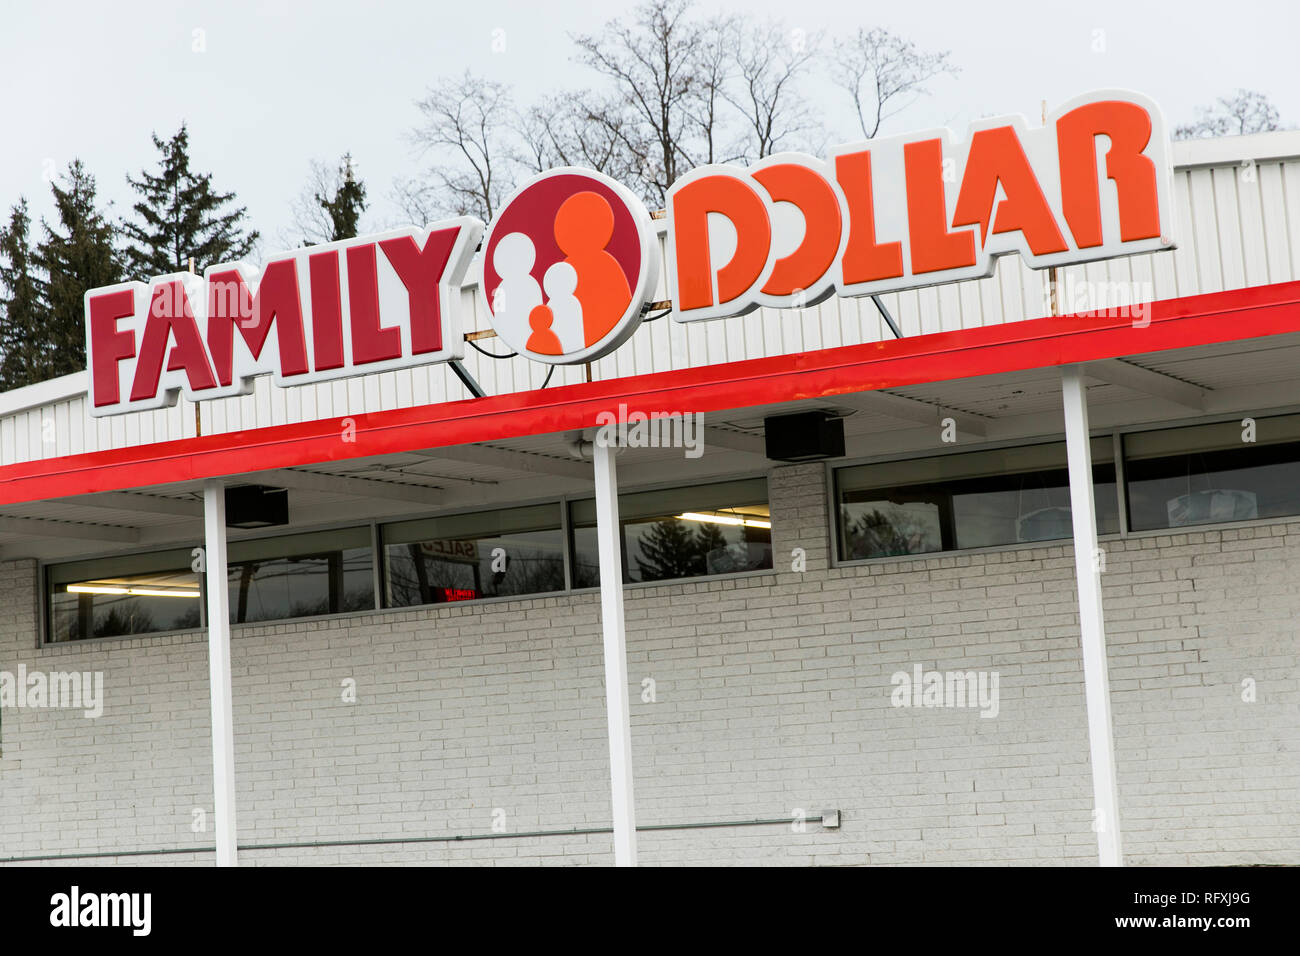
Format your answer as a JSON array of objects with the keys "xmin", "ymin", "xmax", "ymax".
[
  {"xmin": 0, "ymin": 126, "xmax": 369, "ymax": 391},
  {"xmin": 0, "ymin": 163, "xmax": 121, "ymax": 389},
  {"xmin": 0, "ymin": 125, "xmax": 265, "ymax": 390}
]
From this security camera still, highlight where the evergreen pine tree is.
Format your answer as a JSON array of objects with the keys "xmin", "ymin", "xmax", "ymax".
[
  {"xmin": 121, "ymin": 123, "xmax": 258, "ymax": 278},
  {"xmin": 634, "ymin": 518, "xmax": 704, "ymax": 581},
  {"xmin": 31, "ymin": 161, "xmax": 121, "ymax": 384},
  {"xmin": 0, "ymin": 199, "xmax": 50, "ymax": 390},
  {"xmin": 694, "ymin": 521, "xmax": 728, "ymax": 569},
  {"xmin": 317, "ymin": 153, "xmax": 367, "ymax": 242}
]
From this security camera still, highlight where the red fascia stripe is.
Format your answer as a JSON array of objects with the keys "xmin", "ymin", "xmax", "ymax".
[{"xmin": 2, "ymin": 280, "xmax": 1298, "ymax": 506}]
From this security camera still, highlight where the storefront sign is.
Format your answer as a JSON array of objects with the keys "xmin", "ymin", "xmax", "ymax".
[
  {"xmin": 666, "ymin": 90, "xmax": 1174, "ymax": 321},
  {"xmin": 84, "ymin": 222, "xmax": 481, "ymax": 416},
  {"xmin": 482, "ymin": 168, "xmax": 658, "ymax": 364},
  {"xmin": 419, "ymin": 538, "xmax": 479, "ymax": 564},
  {"xmin": 84, "ymin": 90, "xmax": 1173, "ymax": 416}
]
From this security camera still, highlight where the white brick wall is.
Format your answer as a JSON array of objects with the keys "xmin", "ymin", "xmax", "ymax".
[{"xmin": 2, "ymin": 462, "xmax": 1298, "ymax": 866}]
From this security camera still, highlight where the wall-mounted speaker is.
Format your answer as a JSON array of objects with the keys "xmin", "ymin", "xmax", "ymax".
[
  {"xmin": 225, "ymin": 485, "xmax": 289, "ymax": 529},
  {"xmin": 764, "ymin": 411, "xmax": 845, "ymax": 462}
]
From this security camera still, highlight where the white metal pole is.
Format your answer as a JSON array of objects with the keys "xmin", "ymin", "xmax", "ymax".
[
  {"xmin": 592, "ymin": 438, "xmax": 638, "ymax": 866},
  {"xmin": 1061, "ymin": 365, "xmax": 1123, "ymax": 866},
  {"xmin": 203, "ymin": 479, "xmax": 239, "ymax": 867}
]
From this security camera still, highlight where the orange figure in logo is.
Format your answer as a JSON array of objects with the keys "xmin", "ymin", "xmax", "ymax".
[
  {"xmin": 526, "ymin": 303, "xmax": 564, "ymax": 355},
  {"xmin": 553, "ymin": 191, "xmax": 632, "ymax": 347}
]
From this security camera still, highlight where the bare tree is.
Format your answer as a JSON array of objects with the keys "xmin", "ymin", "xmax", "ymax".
[
  {"xmin": 395, "ymin": 8, "xmax": 955, "ymax": 222},
  {"xmin": 573, "ymin": 0, "xmax": 718, "ymax": 203},
  {"xmin": 285, "ymin": 155, "xmax": 367, "ymax": 246},
  {"xmin": 401, "ymin": 70, "xmax": 516, "ymax": 222},
  {"xmin": 515, "ymin": 101, "xmax": 555, "ymax": 176},
  {"xmin": 285, "ymin": 160, "xmax": 338, "ymax": 247},
  {"xmin": 685, "ymin": 13, "xmax": 740, "ymax": 166},
  {"xmin": 726, "ymin": 20, "xmax": 823, "ymax": 159},
  {"xmin": 391, "ymin": 175, "xmax": 442, "ymax": 231},
  {"xmin": 1175, "ymin": 89, "xmax": 1285, "ymax": 139},
  {"xmin": 830, "ymin": 27, "xmax": 958, "ymax": 140},
  {"xmin": 519, "ymin": 91, "xmax": 650, "ymax": 186}
]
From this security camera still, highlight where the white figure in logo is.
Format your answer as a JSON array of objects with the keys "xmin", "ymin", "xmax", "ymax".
[
  {"xmin": 491, "ymin": 232, "xmax": 543, "ymax": 345},
  {"xmin": 541, "ymin": 261, "xmax": 584, "ymax": 355}
]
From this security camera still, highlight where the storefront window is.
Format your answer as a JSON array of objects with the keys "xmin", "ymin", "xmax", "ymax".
[
  {"xmin": 570, "ymin": 478, "xmax": 773, "ymax": 585},
  {"xmin": 47, "ymin": 549, "xmax": 201, "ymax": 642},
  {"xmin": 1124, "ymin": 414, "xmax": 1300, "ymax": 531},
  {"xmin": 381, "ymin": 503, "xmax": 566, "ymax": 607},
  {"xmin": 43, "ymin": 413, "xmax": 1300, "ymax": 644},
  {"xmin": 227, "ymin": 527, "xmax": 373, "ymax": 623},
  {"xmin": 836, "ymin": 439, "xmax": 1118, "ymax": 561}
]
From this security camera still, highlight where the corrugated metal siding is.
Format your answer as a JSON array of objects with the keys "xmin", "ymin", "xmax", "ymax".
[{"xmin": 3, "ymin": 152, "xmax": 1298, "ymax": 467}]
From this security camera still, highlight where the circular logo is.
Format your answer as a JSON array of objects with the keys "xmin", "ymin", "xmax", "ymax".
[{"xmin": 482, "ymin": 167, "xmax": 658, "ymax": 365}]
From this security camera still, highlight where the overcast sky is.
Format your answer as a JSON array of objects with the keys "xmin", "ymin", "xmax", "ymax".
[{"xmin": 3, "ymin": 0, "xmax": 1297, "ymax": 257}]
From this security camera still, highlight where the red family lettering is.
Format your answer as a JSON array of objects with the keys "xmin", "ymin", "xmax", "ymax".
[{"xmin": 85, "ymin": 220, "xmax": 482, "ymax": 415}]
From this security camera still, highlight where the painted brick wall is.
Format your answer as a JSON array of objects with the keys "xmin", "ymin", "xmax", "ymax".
[{"xmin": 2, "ymin": 462, "xmax": 1298, "ymax": 866}]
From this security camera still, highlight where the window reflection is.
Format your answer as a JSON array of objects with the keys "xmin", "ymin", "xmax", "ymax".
[
  {"xmin": 570, "ymin": 479, "xmax": 773, "ymax": 585},
  {"xmin": 47, "ymin": 550, "xmax": 201, "ymax": 642},
  {"xmin": 840, "ymin": 497, "xmax": 945, "ymax": 559},
  {"xmin": 227, "ymin": 527, "xmax": 374, "ymax": 623},
  {"xmin": 382, "ymin": 504, "xmax": 566, "ymax": 607},
  {"xmin": 837, "ymin": 440, "xmax": 1118, "ymax": 560},
  {"xmin": 1125, "ymin": 416, "xmax": 1300, "ymax": 531}
]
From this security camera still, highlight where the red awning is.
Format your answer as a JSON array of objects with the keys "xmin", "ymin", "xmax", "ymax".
[{"xmin": 1, "ymin": 280, "xmax": 1297, "ymax": 506}]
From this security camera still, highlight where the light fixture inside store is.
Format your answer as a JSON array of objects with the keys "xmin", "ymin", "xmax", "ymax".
[
  {"xmin": 677, "ymin": 511, "xmax": 771, "ymax": 529},
  {"xmin": 67, "ymin": 585, "xmax": 201, "ymax": 598}
]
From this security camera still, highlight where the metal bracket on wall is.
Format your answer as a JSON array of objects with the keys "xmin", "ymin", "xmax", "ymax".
[
  {"xmin": 872, "ymin": 295, "xmax": 903, "ymax": 339},
  {"xmin": 449, "ymin": 360, "xmax": 486, "ymax": 399}
]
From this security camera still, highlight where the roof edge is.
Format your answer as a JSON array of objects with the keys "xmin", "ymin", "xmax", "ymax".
[
  {"xmin": 0, "ymin": 371, "xmax": 88, "ymax": 418},
  {"xmin": 1173, "ymin": 128, "xmax": 1300, "ymax": 169}
]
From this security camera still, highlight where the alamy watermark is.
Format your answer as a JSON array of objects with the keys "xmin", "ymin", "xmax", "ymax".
[
  {"xmin": 594, "ymin": 403, "xmax": 704, "ymax": 458},
  {"xmin": 1050, "ymin": 277, "xmax": 1154, "ymax": 327},
  {"xmin": 144, "ymin": 273, "xmax": 270, "ymax": 330},
  {"xmin": 50, "ymin": 886, "xmax": 151, "ymax": 936},
  {"xmin": 891, "ymin": 664, "xmax": 999, "ymax": 718},
  {"xmin": 0, "ymin": 665, "xmax": 103, "ymax": 718}
]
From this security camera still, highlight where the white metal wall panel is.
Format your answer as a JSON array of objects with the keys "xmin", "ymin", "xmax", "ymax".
[{"xmin": 3, "ymin": 145, "xmax": 1298, "ymax": 467}]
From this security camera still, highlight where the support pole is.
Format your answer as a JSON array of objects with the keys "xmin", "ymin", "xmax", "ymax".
[
  {"xmin": 203, "ymin": 479, "xmax": 238, "ymax": 867},
  {"xmin": 592, "ymin": 438, "xmax": 637, "ymax": 866},
  {"xmin": 1061, "ymin": 365, "xmax": 1122, "ymax": 866}
]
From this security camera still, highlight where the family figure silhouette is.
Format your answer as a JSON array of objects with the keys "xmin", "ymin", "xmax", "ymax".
[{"xmin": 492, "ymin": 191, "xmax": 633, "ymax": 356}]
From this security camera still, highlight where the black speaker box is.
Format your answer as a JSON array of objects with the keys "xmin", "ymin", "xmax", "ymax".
[
  {"xmin": 764, "ymin": 411, "xmax": 845, "ymax": 462},
  {"xmin": 225, "ymin": 485, "xmax": 289, "ymax": 529}
]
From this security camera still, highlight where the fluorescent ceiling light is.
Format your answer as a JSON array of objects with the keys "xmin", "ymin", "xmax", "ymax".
[
  {"xmin": 677, "ymin": 511, "xmax": 771, "ymax": 529},
  {"xmin": 679, "ymin": 511, "xmax": 744, "ymax": 525},
  {"xmin": 67, "ymin": 585, "xmax": 200, "ymax": 598}
]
